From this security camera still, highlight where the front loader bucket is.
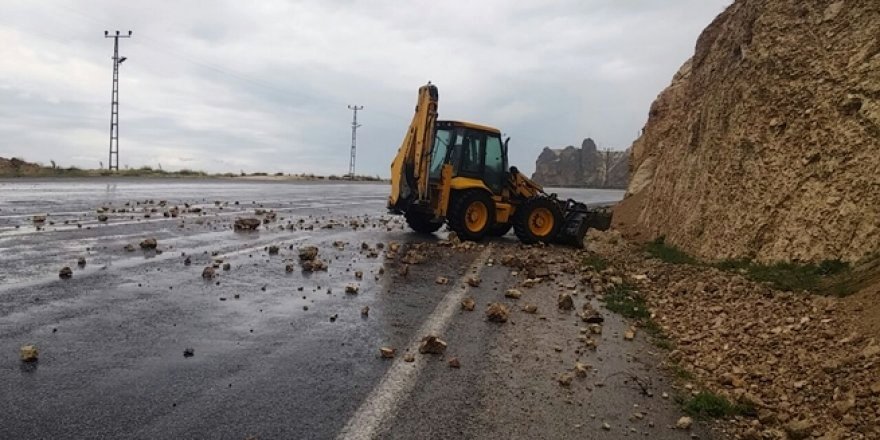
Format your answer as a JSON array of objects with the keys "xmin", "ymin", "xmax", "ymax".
[{"xmin": 554, "ymin": 201, "xmax": 613, "ymax": 248}]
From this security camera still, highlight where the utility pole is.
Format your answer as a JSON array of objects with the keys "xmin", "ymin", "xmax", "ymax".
[
  {"xmin": 347, "ymin": 105, "xmax": 363, "ymax": 179},
  {"xmin": 104, "ymin": 30, "xmax": 132, "ymax": 171}
]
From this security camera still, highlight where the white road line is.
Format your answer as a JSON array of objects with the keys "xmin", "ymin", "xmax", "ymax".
[{"xmin": 336, "ymin": 245, "xmax": 493, "ymax": 440}]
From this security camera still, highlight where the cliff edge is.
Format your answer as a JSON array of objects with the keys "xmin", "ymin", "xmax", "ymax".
[{"xmin": 614, "ymin": 0, "xmax": 880, "ymax": 263}]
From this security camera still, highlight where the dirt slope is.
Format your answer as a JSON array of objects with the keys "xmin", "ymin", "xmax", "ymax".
[{"xmin": 614, "ymin": 0, "xmax": 880, "ymax": 263}]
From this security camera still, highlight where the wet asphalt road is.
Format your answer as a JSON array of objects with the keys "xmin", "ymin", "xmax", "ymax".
[{"xmin": 0, "ymin": 178, "xmax": 645, "ymax": 439}]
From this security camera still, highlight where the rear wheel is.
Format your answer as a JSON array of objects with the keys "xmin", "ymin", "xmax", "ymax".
[
  {"xmin": 448, "ymin": 190, "xmax": 495, "ymax": 241},
  {"xmin": 405, "ymin": 210, "xmax": 442, "ymax": 234},
  {"xmin": 513, "ymin": 197, "xmax": 563, "ymax": 244}
]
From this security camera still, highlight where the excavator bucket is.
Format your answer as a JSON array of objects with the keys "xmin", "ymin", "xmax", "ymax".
[{"xmin": 554, "ymin": 200, "xmax": 613, "ymax": 248}]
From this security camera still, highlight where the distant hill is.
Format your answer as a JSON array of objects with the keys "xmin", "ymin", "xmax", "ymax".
[{"xmin": 530, "ymin": 139, "xmax": 628, "ymax": 189}]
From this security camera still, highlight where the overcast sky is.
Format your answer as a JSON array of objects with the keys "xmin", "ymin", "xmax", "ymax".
[{"xmin": 0, "ymin": 0, "xmax": 731, "ymax": 177}]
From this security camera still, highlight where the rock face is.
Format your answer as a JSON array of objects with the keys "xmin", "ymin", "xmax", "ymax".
[
  {"xmin": 615, "ymin": 0, "xmax": 880, "ymax": 263},
  {"xmin": 531, "ymin": 139, "xmax": 629, "ymax": 188}
]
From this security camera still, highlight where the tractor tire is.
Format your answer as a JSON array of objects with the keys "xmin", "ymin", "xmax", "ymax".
[
  {"xmin": 405, "ymin": 210, "xmax": 443, "ymax": 234},
  {"xmin": 488, "ymin": 223, "xmax": 513, "ymax": 237},
  {"xmin": 513, "ymin": 197, "xmax": 563, "ymax": 244},
  {"xmin": 448, "ymin": 190, "xmax": 495, "ymax": 241}
]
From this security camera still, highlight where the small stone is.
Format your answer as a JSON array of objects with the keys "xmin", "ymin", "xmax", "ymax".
[
  {"xmin": 202, "ymin": 267, "xmax": 216, "ymax": 279},
  {"xmin": 222, "ymin": 262, "xmax": 231, "ymax": 271},
  {"xmin": 485, "ymin": 303, "xmax": 509, "ymax": 323},
  {"xmin": 574, "ymin": 362, "xmax": 590, "ymax": 378},
  {"xmin": 268, "ymin": 245, "xmax": 280, "ymax": 255},
  {"xmin": 298, "ymin": 245, "xmax": 319, "ymax": 261},
  {"xmin": 602, "ymin": 422, "xmax": 611, "ymax": 431},
  {"xmin": 435, "ymin": 276, "xmax": 449, "ymax": 285},
  {"xmin": 345, "ymin": 284, "xmax": 359, "ymax": 294},
  {"xmin": 404, "ymin": 353, "xmax": 415, "ymax": 362},
  {"xmin": 183, "ymin": 348, "xmax": 195, "ymax": 357},
  {"xmin": 521, "ymin": 304, "xmax": 538, "ymax": 314},
  {"xmin": 380, "ymin": 347, "xmax": 395, "ymax": 359},
  {"xmin": 624, "ymin": 328, "xmax": 636, "ymax": 341},
  {"xmin": 139, "ymin": 238, "xmax": 158, "ymax": 250},
  {"xmin": 466, "ymin": 276, "xmax": 481, "ymax": 287},
  {"xmin": 184, "ymin": 256, "xmax": 192, "ymax": 266},
  {"xmin": 784, "ymin": 419, "xmax": 814, "ymax": 440},
  {"xmin": 675, "ymin": 416, "xmax": 692, "ymax": 430},
  {"xmin": 233, "ymin": 218, "xmax": 261, "ymax": 231},
  {"xmin": 558, "ymin": 373, "xmax": 573, "ymax": 387},
  {"xmin": 285, "ymin": 263, "xmax": 295, "ymax": 273},
  {"xmin": 419, "ymin": 335, "xmax": 447, "ymax": 354},
  {"xmin": 355, "ymin": 270, "xmax": 363, "ymax": 279},
  {"xmin": 448, "ymin": 357, "xmax": 461, "ymax": 368},
  {"xmin": 558, "ymin": 293, "xmax": 574, "ymax": 310},
  {"xmin": 77, "ymin": 257, "xmax": 86, "ymax": 267},
  {"xmin": 461, "ymin": 297, "xmax": 476, "ymax": 311},
  {"xmin": 505, "ymin": 289, "xmax": 522, "ymax": 299},
  {"xmin": 20, "ymin": 345, "xmax": 38, "ymax": 362},
  {"xmin": 361, "ymin": 306, "xmax": 370, "ymax": 316},
  {"xmin": 58, "ymin": 266, "xmax": 73, "ymax": 279}
]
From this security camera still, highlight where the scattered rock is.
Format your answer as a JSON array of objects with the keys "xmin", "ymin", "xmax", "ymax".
[
  {"xmin": 222, "ymin": 262, "xmax": 231, "ymax": 271},
  {"xmin": 504, "ymin": 289, "xmax": 522, "ymax": 299},
  {"xmin": 233, "ymin": 218, "xmax": 261, "ymax": 231},
  {"xmin": 675, "ymin": 416, "xmax": 693, "ymax": 430},
  {"xmin": 97, "ymin": 214, "xmax": 109, "ymax": 222},
  {"xmin": 202, "ymin": 267, "xmax": 216, "ymax": 279},
  {"xmin": 574, "ymin": 362, "xmax": 590, "ymax": 378},
  {"xmin": 466, "ymin": 276, "xmax": 481, "ymax": 287},
  {"xmin": 58, "ymin": 266, "xmax": 73, "ymax": 279},
  {"xmin": 298, "ymin": 245, "xmax": 319, "ymax": 261},
  {"xmin": 448, "ymin": 357, "xmax": 461, "ymax": 368},
  {"xmin": 268, "ymin": 245, "xmax": 280, "ymax": 255},
  {"xmin": 124, "ymin": 244, "xmax": 136, "ymax": 252},
  {"xmin": 485, "ymin": 303, "xmax": 510, "ymax": 323},
  {"xmin": 380, "ymin": 347, "xmax": 396, "ymax": 359},
  {"xmin": 784, "ymin": 419, "xmax": 814, "ymax": 439},
  {"xmin": 345, "ymin": 284, "xmax": 359, "ymax": 294},
  {"xmin": 19, "ymin": 345, "xmax": 38, "ymax": 362},
  {"xmin": 557, "ymin": 293, "xmax": 574, "ymax": 310},
  {"xmin": 301, "ymin": 259, "xmax": 328, "ymax": 272},
  {"xmin": 361, "ymin": 306, "xmax": 370, "ymax": 316},
  {"xmin": 435, "ymin": 276, "xmax": 449, "ymax": 285},
  {"xmin": 77, "ymin": 257, "xmax": 86, "ymax": 267},
  {"xmin": 183, "ymin": 348, "xmax": 195, "ymax": 357},
  {"xmin": 355, "ymin": 270, "xmax": 363, "ymax": 279},
  {"xmin": 404, "ymin": 353, "xmax": 415, "ymax": 362},
  {"xmin": 521, "ymin": 304, "xmax": 538, "ymax": 314},
  {"xmin": 461, "ymin": 298, "xmax": 476, "ymax": 311},
  {"xmin": 139, "ymin": 238, "xmax": 158, "ymax": 250},
  {"xmin": 624, "ymin": 327, "xmax": 636, "ymax": 341},
  {"xmin": 419, "ymin": 335, "xmax": 447, "ymax": 354},
  {"xmin": 558, "ymin": 373, "xmax": 574, "ymax": 387}
]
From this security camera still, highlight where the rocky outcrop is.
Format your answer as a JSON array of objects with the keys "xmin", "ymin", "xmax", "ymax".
[
  {"xmin": 531, "ymin": 139, "xmax": 628, "ymax": 188},
  {"xmin": 0, "ymin": 157, "xmax": 42, "ymax": 177},
  {"xmin": 614, "ymin": 0, "xmax": 880, "ymax": 263}
]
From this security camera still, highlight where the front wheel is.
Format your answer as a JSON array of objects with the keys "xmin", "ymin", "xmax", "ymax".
[
  {"xmin": 448, "ymin": 190, "xmax": 495, "ymax": 241},
  {"xmin": 513, "ymin": 197, "xmax": 563, "ymax": 244},
  {"xmin": 405, "ymin": 210, "xmax": 443, "ymax": 234}
]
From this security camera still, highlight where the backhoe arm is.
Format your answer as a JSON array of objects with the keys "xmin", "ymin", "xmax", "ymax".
[{"xmin": 388, "ymin": 83, "xmax": 438, "ymax": 210}]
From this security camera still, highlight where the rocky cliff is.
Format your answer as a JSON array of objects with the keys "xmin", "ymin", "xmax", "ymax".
[
  {"xmin": 531, "ymin": 139, "xmax": 628, "ymax": 188},
  {"xmin": 614, "ymin": 0, "xmax": 880, "ymax": 263}
]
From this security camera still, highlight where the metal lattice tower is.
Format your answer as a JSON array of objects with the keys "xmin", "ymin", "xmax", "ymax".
[
  {"xmin": 347, "ymin": 105, "xmax": 363, "ymax": 179},
  {"xmin": 105, "ymin": 30, "xmax": 132, "ymax": 171}
]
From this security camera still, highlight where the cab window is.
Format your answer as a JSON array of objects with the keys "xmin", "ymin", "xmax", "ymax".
[{"xmin": 484, "ymin": 135, "xmax": 505, "ymax": 193}]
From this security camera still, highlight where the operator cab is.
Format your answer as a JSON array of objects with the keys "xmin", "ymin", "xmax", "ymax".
[{"xmin": 429, "ymin": 120, "xmax": 508, "ymax": 194}]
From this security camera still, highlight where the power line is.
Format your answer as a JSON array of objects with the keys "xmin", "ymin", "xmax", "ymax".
[
  {"xmin": 347, "ymin": 105, "xmax": 363, "ymax": 179},
  {"xmin": 104, "ymin": 29, "xmax": 132, "ymax": 171}
]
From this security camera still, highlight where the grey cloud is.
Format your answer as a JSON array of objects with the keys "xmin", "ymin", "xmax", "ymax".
[{"xmin": 0, "ymin": 0, "xmax": 732, "ymax": 176}]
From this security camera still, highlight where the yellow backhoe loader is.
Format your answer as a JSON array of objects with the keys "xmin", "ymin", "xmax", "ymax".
[{"xmin": 388, "ymin": 82, "xmax": 610, "ymax": 245}]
